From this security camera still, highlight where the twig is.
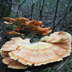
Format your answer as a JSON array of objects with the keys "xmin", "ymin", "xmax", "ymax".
[
  {"xmin": 54, "ymin": 0, "xmax": 71, "ymax": 29},
  {"xmin": 39, "ymin": 0, "xmax": 41, "ymax": 11},
  {"xmin": 18, "ymin": 0, "xmax": 26, "ymax": 8},
  {"xmin": 52, "ymin": 0, "xmax": 59, "ymax": 32},
  {"xmin": 54, "ymin": 11, "xmax": 70, "ymax": 28},
  {"xmin": 39, "ymin": 0, "xmax": 45, "ymax": 21},
  {"xmin": 46, "ymin": 1, "xmax": 52, "ymax": 16},
  {"xmin": 31, "ymin": 0, "xmax": 35, "ymax": 20},
  {"xmin": 57, "ymin": 59, "xmax": 68, "ymax": 71},
  {"xmin": 41, "ymin": 0, "xmax": 45, "ymax": 11}
]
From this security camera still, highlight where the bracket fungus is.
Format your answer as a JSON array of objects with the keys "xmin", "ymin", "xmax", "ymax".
[
  {"xmin": 0, "ymin": 31, "xmax": 71, "ymax": 69},
  {"xmin": 40, "ymin": 32, "xmax": 70, "ymax": 43},
  {"xmin": 1, "ymin": 37, "xmax": 31, "ymax": 58},
  {"xmin": 2, "ymin": 57, "xmax": 29, "ymax": 69},
  {"xmin": 4, "ymin": 17, "xmax": 52, "ymax": 36}
]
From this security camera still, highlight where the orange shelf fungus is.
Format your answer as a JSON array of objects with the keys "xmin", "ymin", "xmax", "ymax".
[
  {"xmin": 7, "ymin": 31, "xmax": 24, "ymax": 37},
  {"xmin": 0, "ymin": 32, "xmax": 71, "ymax": 69},
  {"xmin": 4, "ymin": 21, "xmax": 10, "ymax": 25},
  {"xmin": 2, "ymin": 17, "xmax": 71, "ymax": 69},
  {"xmin": 4, "ymin": 17, "xmax": 29, "ymax": 26},
  {"xmin": 1, "ymin": 37, "xmax": 31, "ymax": 52},
  {"xmin": 40, "ymin": 32, "xmax": 70, "ymax": 43},
  {"xmin": 25, "ymin": 20, "xmax": 42, "ymax": 26},
  {"xmin": 3, "ymin": 17, "xmax": 15, "ymax": 21},
  {"xmin": 15, "ymin": 27, "xmax": 22, "ymax": 31},
  {"xmin": 4, "ymin": 17, "xmax": 52, "ymax": 36},
  {"xmin": 37, "ymin": 26, "xmax": 52, "ymax": 35},
  {"xmin": 2, "ymin": 57, "xmax": 29, "ymax": 69},
  {"xmin": 1, "ymin": 51, "xmax": 10, "ymax": 58}
]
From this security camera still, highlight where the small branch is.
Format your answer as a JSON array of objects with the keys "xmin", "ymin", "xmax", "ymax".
[
  {"xmin": 39, "ymin": 0, "xmax": 41, "ymax": 10},
  {"xmin": 42, "ymin": 0, "xmax": 45, "ymax": 10},
  {"xmin": 52, "ymin": 0, "xmax": 59, "ymax": 32},
  {"xmin": 39, "ymin": 10, "xmax": 42, "ymax": 21},
  {"xmin": 54, "ymin": 0, "xmax": 71, "ymax": 28},
  {"xmin": 46, "ymin": 3, "xmax": 52, "ymax": 16},
  {"xmin": 39, "ymin": 0, "xmax": 45, "ymax": 21},
  {"xmin": 31, "ymin": 2, "xmax": 35, "ymax": 20},
  {"xmin": 18, "ymin": 0, "xmax": 26, "ymax": 8},
  {"xmin": 70, "ymin": 6, "xmax": 72, "ymax": 11},
  {"xmin": 57, "ymin": 59, "xmax": 68, "ymax": 71},
  {"xmin": 54, "ymin": 10, "xmax": 70, "ymax": 28}
]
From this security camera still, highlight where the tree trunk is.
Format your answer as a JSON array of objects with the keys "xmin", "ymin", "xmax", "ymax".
[
  {"xmin": 39, "ymin": 0, "xmax": 45, "ymax": 21},
  {"xmin": 31, "ymin": 2, "xmax": 35, "ymax": 20},
  {"xmin": 52, "ymin": 0, "xmax": 59, "ymax": 32},
  {"xmin": 9, "ymin": 0, "xmax": 19, "ymax": 18}
]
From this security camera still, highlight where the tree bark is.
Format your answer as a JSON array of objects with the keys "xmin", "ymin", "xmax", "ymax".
[
  {"xmin": 31, "ymin": 0, "xmax": 35, "ymax": 20},
  {"xmin": 9, "ymin": 0, "xmax": 19, "ymax": 18}
]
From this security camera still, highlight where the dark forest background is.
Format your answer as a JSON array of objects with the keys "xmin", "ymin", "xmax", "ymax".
[
  {"xmin": 0, "ymin": 0, "xmax": 72, "ymax": 32},
  {"xmin": 0, "ymin": 0, "xmax": 72, "ymax": 72}
]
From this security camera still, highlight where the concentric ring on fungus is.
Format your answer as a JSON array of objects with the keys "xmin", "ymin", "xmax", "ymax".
[{"xmin": 0, "ymin": 31, "xmax": 71, "ymax": 69}]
